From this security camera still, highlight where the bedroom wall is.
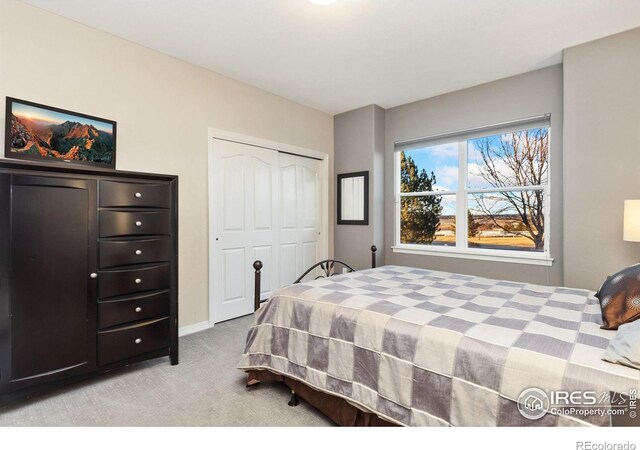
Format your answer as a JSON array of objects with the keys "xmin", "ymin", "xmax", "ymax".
[
  {"xmin": 563, "ymin": 27, "xmax": 640, "ymax": 290},
  {"xmin": 384, "ymin": 65, "xmax": 564, "ymax": 286},
  {"xmin": 334, "ymin": 105, "xmax": 385, "ymax": 269},
  {"xmin": 0, "ymin": 0, "xmax": 334, "ymax": 328}
]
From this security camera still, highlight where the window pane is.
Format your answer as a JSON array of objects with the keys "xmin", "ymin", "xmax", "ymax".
[
  {"xmin": 401, "ymin": 195, "xmax": 456, "ymax": 246},
  {"xmin": 400, "ymin": 143, "xmax": 458, "ymax": 193},
  {"xmin": 467, "ymin": 127, "xmax": 549, "ymax": 189},
  {"xmin": 468, "ymin": 191, "xmax": 544, "ymax": 252}
]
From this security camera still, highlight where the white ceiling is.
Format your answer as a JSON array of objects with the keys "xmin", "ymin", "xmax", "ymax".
[{"xmin": 19, "ymin": 0, "xmax": 640, "ymax": 114}]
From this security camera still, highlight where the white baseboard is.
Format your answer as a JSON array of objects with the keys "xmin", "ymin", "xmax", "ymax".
[{"xmin": 178, "ymin": 320, "xmax": 212, "ymax": 337}]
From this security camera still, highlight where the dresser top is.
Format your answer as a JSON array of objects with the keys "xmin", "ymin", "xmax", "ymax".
[{"xmin": 0, "ymin": 158, "xmax": 177, "ymax": 181}]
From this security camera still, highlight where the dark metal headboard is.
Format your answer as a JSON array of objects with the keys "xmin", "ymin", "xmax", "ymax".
[{"xmin": 253, "ymin": 245, "xmax": 377, "ymax": 311}]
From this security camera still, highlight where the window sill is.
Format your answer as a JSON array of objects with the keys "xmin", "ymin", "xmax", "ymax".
[{"xmin": 391, "ymin": 245, "xmax": 554, "ymax": 266}]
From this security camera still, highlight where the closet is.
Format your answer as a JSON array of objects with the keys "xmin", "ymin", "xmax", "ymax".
[{"xmin": 210, "ymin": 138, "xmax": 325, "ymax": 322}]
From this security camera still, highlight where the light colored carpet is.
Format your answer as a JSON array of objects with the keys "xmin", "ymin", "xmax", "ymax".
[{"xmin": 0, "ymin": 315, "xmax": 333, "ymax": 426}]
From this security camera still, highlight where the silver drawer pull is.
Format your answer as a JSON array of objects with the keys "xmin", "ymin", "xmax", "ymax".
[
  {"xmin": 135, "ymin": 250, "xmax": 142, "ymax": 255},
  {"xmin": 135, "ymin": 278, "xmax": 142, "ymax": 284},
  {"xmin": 135, "ymin": 307, "xmax": 142, "ymax": 313},
  {"xmin": 135, "ymin": 192, "xmax": 143, "ymax": 198},
  {"xmin": 135, "ymin": 338, "xmax": 142, "ymax": 344},
  {"xmin": 135, "ymin": 221, "xmax": 142, "ymax": 227},
  {"xmin": 90, "ymin": 273, "xmax": 98, "ymax": 279}
]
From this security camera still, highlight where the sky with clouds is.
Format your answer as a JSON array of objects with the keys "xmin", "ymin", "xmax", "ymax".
[
  {"xmin": 403, "ymin": 137, "xmax": 509, "ymax": 192},
  {"xmin": 12, "ymin": 101, "xmax": 114, "ymax": 133}
]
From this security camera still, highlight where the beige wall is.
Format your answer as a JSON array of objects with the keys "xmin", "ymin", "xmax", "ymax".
[
  {"xmin": 0, "ymin": 0, "xmax": 334, "ymax": 327},
  {"xmin": 563, "ymin": 28, "xmax": 640, "ymax": 290},
  {"xmin": 384, "ymin": 65, "xmax": 564, "ymax": 286}
]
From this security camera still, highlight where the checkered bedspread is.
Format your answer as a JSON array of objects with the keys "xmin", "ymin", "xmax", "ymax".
[{"xmin": 238, "ymin": 266, "xmax": 640, "ymax": 426}]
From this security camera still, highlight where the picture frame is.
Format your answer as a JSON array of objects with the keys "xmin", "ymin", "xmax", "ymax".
[
  {"xmin": 5, "ymin": 97, "xmax": 117, "ymax": 169},
  {"xmin": 337, "ymin": 170, "xmax": 369, "ymax": 225}
]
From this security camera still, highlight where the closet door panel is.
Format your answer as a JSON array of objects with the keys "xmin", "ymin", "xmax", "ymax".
[
  {"xmin": 211, "ymin": 140, "xmax": 279, "ymax": 323},
  {"xmin": 278, "ymin": 154, "xmax": 323, "ymax": 284}
]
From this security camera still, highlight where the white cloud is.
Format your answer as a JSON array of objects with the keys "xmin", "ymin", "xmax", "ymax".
[
  {"xmin": 434, "ymin": 165, "xmax": 458, "ymax": 191},
  {"xmin": 467, "ymin": 160, "xmax": 515, "ymax": 189},
  {"xmin": 469, "ymin": 193, "xmax": 519, "ymax": 215},
  {"xmin": 467, "ymin": 141, "xmax": 483, "ymax": 161},
  {"xmin": 501, "ymin": 134, "xmax": 514, "ymax": 143},
  {"xmin": 428, "ymin": 142, "xmax": 458, "ymax": 159},
  {"xmin": 439, "ymin": 194, "xmax": 457, "ymax": 215}
]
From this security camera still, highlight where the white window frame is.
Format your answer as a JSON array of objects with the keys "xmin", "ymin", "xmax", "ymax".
[{"xmin": 392, "ymin": 116, "xmax": 553, "ymax": 266}]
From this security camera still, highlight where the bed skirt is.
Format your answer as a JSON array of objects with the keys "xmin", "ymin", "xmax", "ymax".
[{"xmin": 246, "ymin": 370, "xmax": 396, "ymax": 427}]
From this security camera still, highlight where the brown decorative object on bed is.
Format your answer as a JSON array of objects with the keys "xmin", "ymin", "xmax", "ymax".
[{"xmin": 595, "ymin": 264, "xmax": 640, "ymax": 330}]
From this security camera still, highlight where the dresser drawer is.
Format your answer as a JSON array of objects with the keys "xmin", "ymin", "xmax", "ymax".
[
  {"xmin": 100, "ymin": 180, "xmax": 170, "ymax": 209},
  {"xmin": 98, "ymin": 318, "xmax": 169, "ymax": 366},
  {"xmin": 99, "ymin": 264, "xmax": 170, "ymax": 299},
  {"xmin": 100, "ymin": 210, "xmax": 171, "ymax": 237},
  {"xmin": 100, "ymin": 238, "xmax": 171, "ymax": 268},
  {"xmin": 98, "ymin": 290, "xmax": 170, "ymax": 329}
]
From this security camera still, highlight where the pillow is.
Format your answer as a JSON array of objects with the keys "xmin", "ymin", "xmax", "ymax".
[
  {"xmin": 595, "ymin": 263, "xmax": 640, "ymax": 330},
  {"xmin": 602, "ymin": 319, "xmax": 640, "ymax": 370}
]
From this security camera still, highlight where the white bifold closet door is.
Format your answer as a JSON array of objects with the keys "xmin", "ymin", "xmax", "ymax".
[
  {"xmin": 278, "ymin": 152, "xmax": 322, "ymax": 287},
  {"xmin": 211, "ymin": 139, "xmax": 323, "ymax": 323}
]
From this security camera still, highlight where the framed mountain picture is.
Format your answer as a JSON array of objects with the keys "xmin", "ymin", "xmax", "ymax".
[{"xmin": 5, "ymin": 97, "xmax": 117, "ymax": 169}]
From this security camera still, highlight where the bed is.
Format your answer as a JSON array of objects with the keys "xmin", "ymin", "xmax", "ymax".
[{"xmin": 238, "ymin": 255, "xmax": 640, "ymax": 426}]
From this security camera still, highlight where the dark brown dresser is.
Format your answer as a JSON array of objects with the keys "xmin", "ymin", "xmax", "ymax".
[{"xmin": 0, "ymin": 160, "xmax": 178, "ymax": 402}]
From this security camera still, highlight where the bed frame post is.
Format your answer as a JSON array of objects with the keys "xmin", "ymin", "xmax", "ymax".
[
  {"xmin": 371, "ymin": 245, "xmax": 377, "ymax": 269},
  {"xmin": 253, "ymin": 260, "xmax": 263, "ymax": 311}
]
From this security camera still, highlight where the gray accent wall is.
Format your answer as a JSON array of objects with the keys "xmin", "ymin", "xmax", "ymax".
[
  {"xmin": 563, "ymin": 28, "xmax": 640, "ymax": 290},
  {"xmin": 334, "ymin": 105, "xmax": 385, "ymax": 270},
  {"xmin": 384, "ymin": 65, "xmax": 564, "ymax": 286}
]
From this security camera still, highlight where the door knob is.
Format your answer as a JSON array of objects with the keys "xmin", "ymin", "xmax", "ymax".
[
  {"xmin": 135, "ymin": 221, "xmax": 142, "ymax": 227},
  {"xmin": 135, "ymin": 250, "xmax": 142, "ymax": 255},
  {"xmin": 90, "ymin": 273, "xmax": 98, "ymax": 279},
  {"xmin": 135, "ymin": 192, "xmax": 143, "ymax": 198},
  {"xmin": 135, "ymin": 278, "xmax": 142, "ymax": 284},
  {"xmin": 135, "ymin": 307, "xmax": 142, "ymax": 313},
  {"xmin": 135, "ymin": 338, "xmax": 142, "ymax": 344}
]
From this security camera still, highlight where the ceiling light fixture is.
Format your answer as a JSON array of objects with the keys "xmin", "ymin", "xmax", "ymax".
[{"xmin": 309, "ymin": 0, "xmax": 337, "ymax": 5}]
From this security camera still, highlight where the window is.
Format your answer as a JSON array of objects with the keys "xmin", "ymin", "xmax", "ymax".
[{"xmin": 394, "ymin": 116, "xmax": 551, "ymax": 265}]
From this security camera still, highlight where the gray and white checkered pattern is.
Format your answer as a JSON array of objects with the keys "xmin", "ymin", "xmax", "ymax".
[{"xmin": 238, "ymin": 266, "xmax": 640, "ymax": 426}]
